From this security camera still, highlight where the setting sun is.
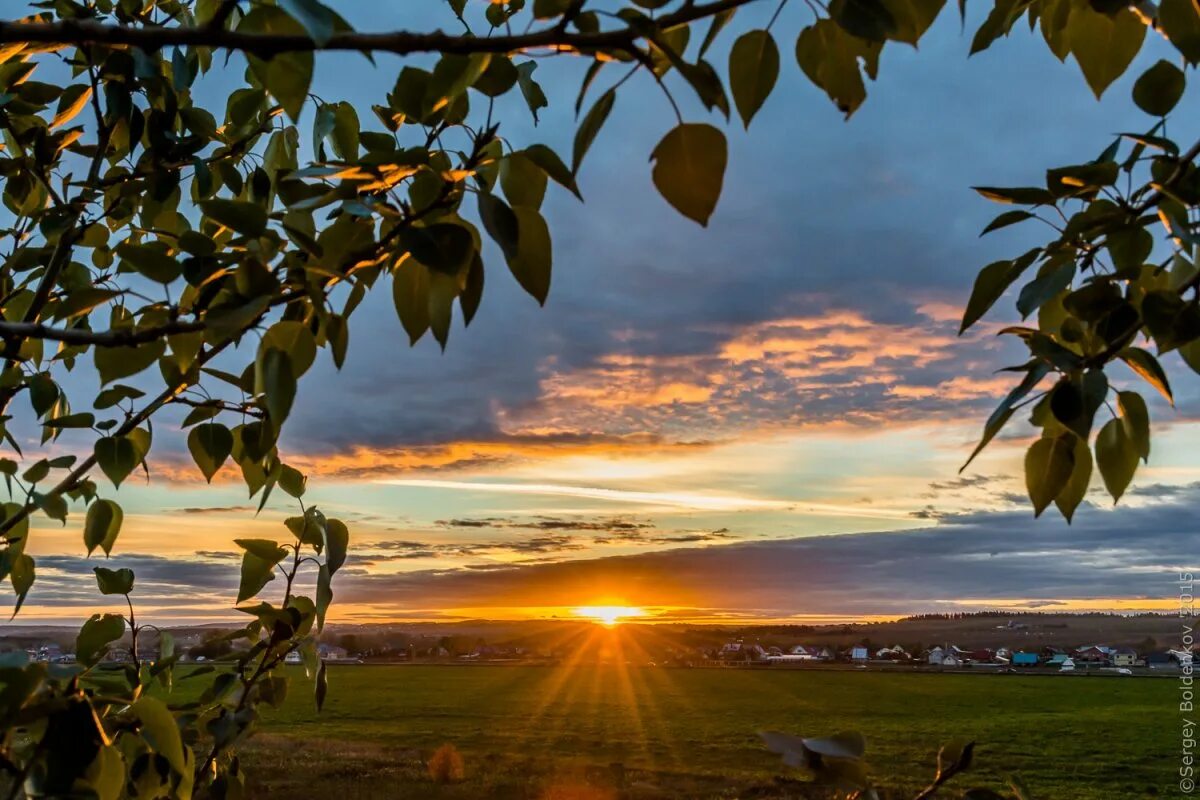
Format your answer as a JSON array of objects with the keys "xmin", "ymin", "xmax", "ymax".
[{"xmin": 571, "ymin": 606, "xmax": 646, "ymax": 626}]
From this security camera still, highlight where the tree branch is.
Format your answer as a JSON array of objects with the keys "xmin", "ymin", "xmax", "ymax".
[
  {"xmin": 0, "ymin": 0, "xmax": 759, "ymax": 57},
  {"xmin": 0, "ymin": 319, "xmax": 205, "ymax": 347}
]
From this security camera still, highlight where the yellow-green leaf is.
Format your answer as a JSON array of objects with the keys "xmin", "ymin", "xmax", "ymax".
[
  {"xmin": 1095, "ymin": 416, "xmax": 1138, "ymax": 502},
  {"xmin": 1024, "ymin": 434, "xmax": 1075, "ymax": 517},
  {"xmin": 650, "ymin": 123, "xmax": 727, "ymax": 227},
  {"xmin": 729, "ymin": 29, "xmax": 780, "ymax": 129},
  {"xmin": 1068, "ymin": 6, "xmax": 1145, "ymax": 98}
]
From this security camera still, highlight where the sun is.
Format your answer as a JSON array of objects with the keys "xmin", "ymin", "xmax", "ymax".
[{"xmin": 571, "ymin": 605, "xmax": 646, "ymax": 626}]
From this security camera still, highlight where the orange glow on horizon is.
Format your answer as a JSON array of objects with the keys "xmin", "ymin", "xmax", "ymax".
[{"xmin": 571, "ymin": 606, "xmax": 647, "ymax": 626}]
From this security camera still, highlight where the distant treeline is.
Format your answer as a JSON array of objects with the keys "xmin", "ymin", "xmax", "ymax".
[{"xmin": 899, "ymin": 611, "xmax": 1175, "ymax": 621}]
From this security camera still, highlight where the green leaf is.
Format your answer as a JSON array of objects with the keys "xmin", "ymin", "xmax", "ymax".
[
  {"xmin": 1119, "ymin": 347, "xmax": 1173, "ymax": 404},
  {"xmin": 94, "ymin": 436, "xmax": 139, "ymax": 488},
  {"xmin": 257, "ymin": 348, "xmax": 297, "ymax": 428},
  {"xmin": 650, "ymin": 123, "xmax": 727, "ymax": 227},
  {"xmin": 401, "ymin": 224, "xmax": 475, "ymax": 275},
  {"xmin": 1095, "ymin": 416, "xmax": 1138, "ymax": 502},
  {"xmin": 1025, "ymin": 434, "xmax": 1076, "ymax": 517},
  {"xmin": 1017, "ymin": 259, "xmax": 1074, "ymax": 319},
  {"xmin": 324, "ymin": 518, "xmax": 349, "ymax": 575},
  {"xmin": 972, "ymin": 186, "xmax": 1055, "ymax": 205},
  {"xmin": 961, "ymin": 362, "xmax": 1051, "ymax": 471},
  {"xmin": 1068, "ymin": 6, "xmax": 1145, "ymax": 98},
  {"xmin": 1117, "ymin": 390, "xmax": 1150, "ymax": 462},
  {"xmin": 1132, "ymin": 60, "xmax": 1186, "ymax": 116},
  {"xmin": 795, "ymin": 20, "xmax": 882, "ymax": 118},
  {"xmin": 279, "ymin": 464, "xmax": 306, "ymax": 498},
  {"xmin": 960, "ymin": 255, "xmax": 1036, "ymax": 333},
  {"xmin": 1041, "ymin": 0, "xmax": 1073, "ymax": 60},
  {"xmin": 474, "ymin": 55, "xmax": 518, "ymax": 97},
  {"xmin": 279, "ymin": 0, "xmax": 337, "ymax": 46},
  {"xmin": 1054, "ymin": 434, "xmax": 1092, "ymax": 523},
  {"xmin": 516, "ymin": 61, "xmax": 549, "ymax": 123},
  {"xmin": 88, "ymin": 745, "xmax": 126, "ymax": 800},
  {"xmin": 500, "ymin": 153, "xmax": 548, "ymax": 209},
  {"xmin": 478, "ymin": 193, "xmax": 521, "ymax": 261},
  {"xmin": 523, "ymin": 144, "xmax": 581, "ymax": 200},
  {"xmin": 188, "ymin": 423, "xmax": 233, "ymax": 483},
  {"xmin": 573, "ymin": 89, "xmax": 616, "ymax": 174},
  {"xmin": 882, "ymin": 0, "xmax": 946, "ymax": 44},
  {"xmin": 507, "ymin": 206, "xmax": 553, "ymax": 305},
  {"xmin": 830, "ymin": 0, "xmax": 898, "ymax": 41},
  {"xmin": 331, "ymin": 101, "xmax": 360, "ymax": 161},
  {"xmin": 260, "ymin": 320, "xmax": 318, "ymax": 377},
  {"xmin": 316, "ymin": 563, "xmax": 332, "ymax": 632},
  {"xmin": 94, "ymin": 385, "xmax": 144, "ymax": 410},
  {"xmin": 94, "ymin": 566, "xmax": 134, "ymax": 595},
  {"xmin": 84, "ymin": 499, "xmax": 123, "ymax": 557},
  {"xmin": 243, "ymin": 7, "xmax": 313, "ymax": 120},
  {"xmin": 393, "ymin": 258, "xmax": 431, "ymax": 344},
  {"xmin": 237, "ymin": 550, "xmax": 282, "ymax": 604},
  {"xmin": 980, "ymin": 210, "xmax": 1034, "ymax": 235},
  {"xmin": 131, "ymin": 696, "xmax": 187, "ymax": 775},
  {"xmin": 76, "ymin": 613, "xmax": 125, "ymax": 666},
  {"xmin": 729, "ymin": 30, "xmax": 780, "ymax": 129},
  {"xmin": 460, "ymin": 253, "xmax": 484, "ymax": 326},
  {"xmin": 8, "ymin": 553, "xmax": 33, "ymax": 617},
  {"xmin": 43, "ymin": 413, "xmax": 94, "ymax": 429},
  {"xmin": 970, "ymin": 0, "xmax": 1024, "ymax": 55},
  {"xmin": 94, "ymin": 340, "xmax": 165, "ymax": 386},
  {"xmin": 1160, "ymin": 0, "xmax": 1200, "ymax": 64},
  {"xmin": 199, "ymin": 199, "xmax": 267, "ymax": 237},
  {"xmin": 115, "ymin": 243, "xmax": 181, "ymax": 284}
]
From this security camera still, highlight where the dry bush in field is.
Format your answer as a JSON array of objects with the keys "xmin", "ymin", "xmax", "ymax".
[{"xmin": 427, "ymin": 743, "xmax": 466, "ymax": 784}]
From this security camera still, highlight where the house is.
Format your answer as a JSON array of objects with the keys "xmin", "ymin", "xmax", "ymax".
[
  {"xmin": 1074, "ymin": 645, "xmax": 1112, "ymax": 664},
  {"xmin": 926, "ymin": 646, "xmax": 945, "ymax": 665},
  {"xmin": 719, "ymin": 640, "xmax": 766, "ymax": 661},
  {"xmin": 1059, "ymin": 657, "xmax": 1076, "ymax": 672},
  {"xmin": 1011, "ymin": 652, "xmax": 1039, "ymax": 667},
  {"xmin": 317, "ymin": 644, "xmax": 349, "ymax": 661},
  {"xmin": 1111, "ymin": 648, "xmax": 1139, "ymax": 667},
  {"xmin": 938, "ymin": 652, "xmax": 962, "ymax": 667},
  {"xmin": 875, "ymin": 645, "xmax": 909, "ymax": 661},
  {"xmin": 34, "ymin": 644, "xmax": 63, "ymax": 662},
  {"xmin": 1046, "ymin": 653, "xmax": 1072, "ymax": 667},
  {"xmin": 1146, "ymin": 652, "xmax": 1173, "ymax": 668},
  {"xmin": 781, "ymin": 645, "xmax": 828, "ymax": 661},
  {"xmin": 966, "ymin": 648, "xmax": 995, "ymax": 664},
  {"xmin": 848, "ymin": 646, "xmax": 869, "ymax": 662}
]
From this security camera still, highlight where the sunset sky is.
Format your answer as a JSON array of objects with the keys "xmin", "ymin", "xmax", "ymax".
[{"xmin": 7, "ymin": 4, "xmax": 1200, "ymax": 625}]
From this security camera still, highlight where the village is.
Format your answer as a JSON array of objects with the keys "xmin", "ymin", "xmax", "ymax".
[{"xmin": 5, "ymin": 615, "xmax": 1195, "ymax": 677}]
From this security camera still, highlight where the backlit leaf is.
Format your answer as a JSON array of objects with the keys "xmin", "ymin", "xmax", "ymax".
[
  {"xmin": 1095, "ymin": 416, "xmax": 1138, "ymax": 502},
  {"xmin": 1024, "ymin": 433, "xmax": 1075, "ymax": 517},
  {"xmin": 84, "ymin": 499, "xmax": 123, "ymax": 557},
  {"xmin": 730, "ymin": 30, "xmax": 780, "ymax": 129},
  {"xmin": 650, "ymin": 123, "xmax": 727, "ymax": 227}
]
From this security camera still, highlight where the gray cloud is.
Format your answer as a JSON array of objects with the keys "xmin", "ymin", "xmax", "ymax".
[{"xmin": 8, "ymin": 490, "xmax": 1197, "ymax": 622}]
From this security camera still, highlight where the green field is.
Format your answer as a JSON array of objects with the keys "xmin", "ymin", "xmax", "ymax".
[{"xmin": 204, "ymin": 664, "xmax": 1180, "ymax": 798}]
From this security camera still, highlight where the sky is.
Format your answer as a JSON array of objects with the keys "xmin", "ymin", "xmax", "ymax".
[{"xmin": 7, "ymin": 2, "xmax": 1200, "ymax": 625}]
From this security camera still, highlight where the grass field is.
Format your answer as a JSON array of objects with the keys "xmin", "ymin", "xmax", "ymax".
[{"xmin": 201, "ymin": 663, "xmax": 1179, "ymax": 798}]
